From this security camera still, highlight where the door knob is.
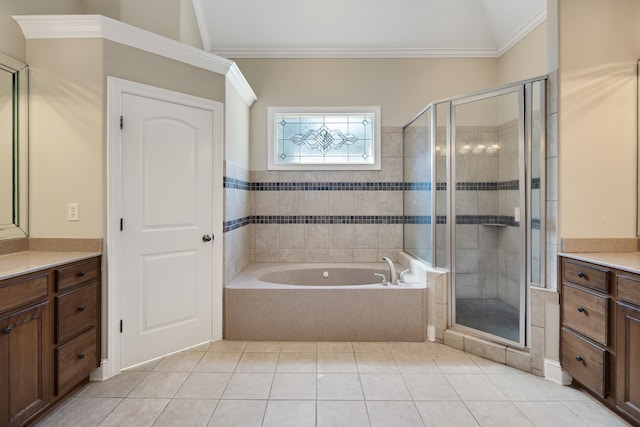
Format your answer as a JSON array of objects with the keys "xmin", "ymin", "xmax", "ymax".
[{"xmin": 202, "ymin": 234, "xmax": 213, "ymax": 242}]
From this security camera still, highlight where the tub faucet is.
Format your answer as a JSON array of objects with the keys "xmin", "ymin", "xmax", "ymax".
[{"xmin": 382, "ymin": 257, "xmax": 397, "ymax": 286}]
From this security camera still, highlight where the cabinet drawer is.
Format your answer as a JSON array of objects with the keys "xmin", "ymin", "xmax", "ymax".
[
  {"xmin": 561, "ymin": 328, "xmax": 608, "ymax": 397},
  {"xmin": 562, "ymin": 258, "xmax": 610, "ymax": 292},
  {"xmin": 617, "ymin": 273, "xmax": 640, "ymax": 307},
  {"xmin": 56, "ymin": 284, "xmax": 97, "ymax": 344},
  {"xmin": 0, "ymin": 274, "xmax": 48, "ymax": 313},
  {"xmin": 56, "ymin": 328, "xmax": 97, "ymax": 395},
  {"xmin": 563, "ymin": 284, "xmax": 609, "ymax": 345},
  {"xmin": 56, "ymin": 258, "xmax": 99, "ymax": 292}
]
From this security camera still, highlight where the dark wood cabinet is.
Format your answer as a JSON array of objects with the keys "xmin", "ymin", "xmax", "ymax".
[
  {"xmin": 560, "ymin": 255, "xmax": 640, "ymax": 426},
  {"xmin": 0, "ymin": 255, "xmax": 101, "ymax": 427},
  {"xmin": 0, "ymin": 302, "xmax": 50, "ymax": 427}
]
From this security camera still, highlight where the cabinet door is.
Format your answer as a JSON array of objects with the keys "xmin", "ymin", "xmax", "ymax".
[
  {"xmin": 0, "ymin": 302, "xmax": 50, "ymax": 427},
  {"xmin": 616, "ymin": 302, "xmax": 640, "ymax": 423}
]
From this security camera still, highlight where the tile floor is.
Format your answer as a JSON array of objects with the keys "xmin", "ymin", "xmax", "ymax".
[{"xmin": 36, "ymin": 340, "xmax": 631, "ymax": 427}]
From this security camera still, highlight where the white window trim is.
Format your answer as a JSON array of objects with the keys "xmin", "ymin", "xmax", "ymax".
[{"xmin": 267, "ymin": 106, "xmax": 381, "ymax": 170}]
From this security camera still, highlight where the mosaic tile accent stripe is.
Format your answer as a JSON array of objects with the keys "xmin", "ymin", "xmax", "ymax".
[
  {"xmin": 223, "ymin": 214, "xmax": 539, "ymax": 232},
  {"xmin": 455, "ymin": 180, "xmax": 519, "ymax": 191},
  {"xmin": 223, "ymin": 178, "xmax": 523, "ymax": 192}
]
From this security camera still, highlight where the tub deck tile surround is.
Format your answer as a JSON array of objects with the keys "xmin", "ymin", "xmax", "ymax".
[{"xmin": 35, "ymin": 340, "xmax": 631, "ymax": 427}]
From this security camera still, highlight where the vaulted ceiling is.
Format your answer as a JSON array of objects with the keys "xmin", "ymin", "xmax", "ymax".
[{"xmin": 192, "ymin": 0, "xmax": 547, "ymax": 58}]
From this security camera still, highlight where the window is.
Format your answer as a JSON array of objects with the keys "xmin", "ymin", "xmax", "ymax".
[{"xmin": 268, "ymin": 106, "xmax": 381, "ymax": 170}]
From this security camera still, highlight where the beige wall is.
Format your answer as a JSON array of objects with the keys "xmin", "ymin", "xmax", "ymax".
[
  {"xmin": 558, "ymin": 0, "xmax": 640, "ymax": 238},
  {"xmin": 26, "ymin": 37, "xmax": 226, "ymax": 239},
  {"xmin": 27, "ymin": 39, "xmax": 104, "ymax": 238},
  {"xmin": 225, "ymin": 81, "xmax": 251, "ymax": 169},
  {"xmin": 0, "ymin": 0, "xmax": 82, "ymax": 62},
  {"xmin": 234, "ymin": 58, "xmax": 499, "ymax": 171},
  {"xmin": 498, "ymin": 22, "xmax": 548, "ymax": 85}
]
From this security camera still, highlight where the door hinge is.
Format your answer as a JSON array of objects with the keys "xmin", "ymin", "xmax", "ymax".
[
  {"xmin": 120, "ymin": 115, "xmax": 123, "ymax": 130},
  {"xmin": 120, "ymin": 319, "xmax": 123, "ymax": 333},
  {"xmin": 120, "ymin": 218, "xmax": 123, "ymax": 231}
]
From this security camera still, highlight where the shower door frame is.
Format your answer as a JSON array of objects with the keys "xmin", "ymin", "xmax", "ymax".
[{"xmin": 447, "ymin": 83, "xmax": 531, "ymax": 349}]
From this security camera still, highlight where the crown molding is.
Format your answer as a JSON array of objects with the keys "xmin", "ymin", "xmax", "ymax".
[
  {"xmin": 209, "ymin": 47, "xmax": 501, "ymax": 59},
  {"xmin": 12, "ymin": 14, "xmax": 257, "ymax": 106},
  {"xmin": 496, "ymin": 6, "xmax": 547, "ymax": 57}
]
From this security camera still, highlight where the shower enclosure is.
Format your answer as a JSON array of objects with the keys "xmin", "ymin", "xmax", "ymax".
[{"xmin": 403, "ymin": 77, "xmax": 546, "ymax": 348}]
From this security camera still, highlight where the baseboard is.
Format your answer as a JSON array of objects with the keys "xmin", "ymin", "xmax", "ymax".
[
  {"xmin": 544, "ymin": 358, "xmax": 572, "ymax": 385},
  {"xmin": 89, "ymin": 359, "xmax": 110, "ymax": 382},
  {"xmin": 427, "ymin": 325, "xmax": 436, "ymax": 342}
]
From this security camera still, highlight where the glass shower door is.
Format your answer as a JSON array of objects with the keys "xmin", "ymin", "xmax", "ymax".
[{"xmin": 451, "ymin": 87, "xmax": 526, "ymax": 346}]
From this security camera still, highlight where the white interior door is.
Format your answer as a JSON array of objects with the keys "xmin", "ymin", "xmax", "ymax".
[{"xmin": 120, "ymin": 92, "xmax": 214, "ymax": 369}]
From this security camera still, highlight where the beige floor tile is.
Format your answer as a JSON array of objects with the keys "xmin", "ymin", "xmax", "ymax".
[
  {"xmin": 403, "ymin": 373, "xmax": 459, "ymax": 401},
  {"xmin": 432, "ymin": 352, "xmax": 484, "ymax": 374},
  {"xmin": 276, "ymin": 352, "xmax": 317, "ymax": 373},
  {"xmin": 352, "ymin": 342, "xmax": 392, "ymax": 353},
  {"xmin": 446, "ymin": 374, "xmax": 508, "ymax": 401},
  {"xmin": 128, "ymin": 372, "xmax": 189, "ymax": 398},
  {"xmin": 360, "ymin": 374, "xmax": 411, "ymax": 400},
  {"xmin": 208, "ymin": 340, "xmax": 246, "ymax": 353},
  {"xmin": 465, "ymin": 401, "xmax": 534, "ymax": 427},
  {"xmin": 244, "ymin": 341, "xmax": 282, "ymax": 352},
  {"xmin": 317, "ymin": 373, "xmax": 364, "ymax": 400},
  {"xmin": 185, "ymin": 342, "xmax": 212, "ymax": 352},
  {"xmin": 174, "ymin": 373, "xmax": 231, "ymax": 399},
  {"xmin": 207, "ymin": 400, "xmax": 267, "ymax": 427},
  {"xmin": 221, "ymin": 373, "xmax": 273, "ymax": 399},
  {"xmin": 77, "ymin": 371, "xmax": 148, "ymax": 398},
  {"xmin": 318, "ymin": 352, "xmax": 358, "ymax": 373},
  {"xmin": 356, "ymin": 352, "xmax": 399, "ymax": 373},
  {"xmin": 262, "ymin": 400, "xmax": 316, "ymax": 427},
  {"xmin": 269, "ymin": 373, "xmax": 316, "ymax": 400},
  {"xmin": 540, "ymin": 381, "xmax": 593, "ymax": 402},
  {"xmin": 469, "ymin": 354, "xmax": 526, "ymax": 374},
  {"xmin": 124, "ymin": 358, "xmax": 162, "ymax": 372},
  {"xmin": 415, "ymin": 401, "xmax": 479, "ymax": 426},
  {"xmin": 393, "ymin": 352, "xmax": 440, "ymax": 374},
  {"xmin": 564, "ymin": 400, "xmax": 633, "ymax": 426},
  {"xmin": 489, "ymin": 373, "xmax": 556, "ymax": 401},
  {"xmin": 99, "ymin": 398, "xmax": 170, "ymax": 427},
  {"xmin": 280, "ymin": 342, "xmax": 318, "ymax": 352},
  {"xmin": 366, "ymin": 401, "xmax": 424, "ymax": 427},
  {"xmin": 388, "ymin": 342, "xmax": 430, "ymax": 353},
  {"xmin": 317, "ymin": 341, "xmax": 354, "ymax": 352},
  {"xmin": 317, "ymin": 401, "xmax": 369, "ymax": 427},
  {"xmin": 194, "ymin": 352, "xmax": 242, "ymax": 373},
  {"xmin": 515, "ymin": 401, "xmax": 593, "ymax": 427},
  {"xmin": 153, "ymin": 399, "xmax": 217, "ymax": 427},
  {"xmin": 153, "ymin": 351, "xmax": 205, "ymax": 372},
  {"xmin": 42, "ymin": 397, "xmax": 121, "ymax": 427},
  {"xmin": 235, "ymin": 352, "xmax": 279, "ymax": 372}
]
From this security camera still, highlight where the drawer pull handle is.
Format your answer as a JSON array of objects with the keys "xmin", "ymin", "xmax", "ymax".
[
  {"xmin": 78, "ymin": 305, "xmax": 85, "ymax": 312},
  {"xmin": 576, "ymin": 355, "xmax": 583, "ymax": 362},
  {"xmin": 577, "ymin": 306, "xmax": 585, "ymax": 313},
  {"xmin": 78, "ymin": 353, "xmax": 85, "ymax": 360},
  {"xmin": 2, "ymin": 326, "xmax": 12, "ymax": 334},
  {"xmin": 577, "ymin": 271, "xmax": 585, "ymax": 278},
  {"xmin": 78, "ymin": 271, "xmax": 86, "ymax": 277}
]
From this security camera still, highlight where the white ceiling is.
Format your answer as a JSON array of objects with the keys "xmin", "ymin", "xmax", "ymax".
[{"xmin": 192, "ymin": 0, "xmax": 547, "ymax": 58}]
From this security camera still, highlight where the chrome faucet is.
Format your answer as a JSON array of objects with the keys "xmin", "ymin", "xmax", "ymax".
[{"xmin": 382, "ymin": 257, "xmax": 397, "ymax": 286}]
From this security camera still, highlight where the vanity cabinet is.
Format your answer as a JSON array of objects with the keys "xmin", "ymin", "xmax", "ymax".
[
  {"xmin": 560, "ymin": 255, "xmax": 640, "ymax": 425},
  {"xmin": 0, "ymin": 255, "xmax": 101, "ymax": 427}
]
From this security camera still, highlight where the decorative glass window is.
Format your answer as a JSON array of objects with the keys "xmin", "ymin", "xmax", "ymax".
[{"xmin": 268, "ymin": 106, "xmax": 381, "ymax": 170}]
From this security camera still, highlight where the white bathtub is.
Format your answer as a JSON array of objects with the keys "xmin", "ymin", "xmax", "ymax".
[{"xmin": 224, "ymin": 263, "xmax": 428, "ymax": 341}]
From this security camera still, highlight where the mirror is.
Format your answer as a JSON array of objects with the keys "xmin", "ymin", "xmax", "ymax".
[{"xmin": 0, "ymin": 52, "xmax": 28, "ymax": 239}]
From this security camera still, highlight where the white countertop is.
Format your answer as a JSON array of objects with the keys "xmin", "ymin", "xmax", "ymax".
[
  {"xmin": 0, "ymin": 251, "xmax": 101, "ymax": 281},
  {"xmin": 559, "ymin": 252, "xmax": 640, "ymax": 274}
]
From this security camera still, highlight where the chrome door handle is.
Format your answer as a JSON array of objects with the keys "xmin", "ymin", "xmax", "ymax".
[{"xmin": 202, "ymin": 234, "xmax": 213, "ymax": 242}]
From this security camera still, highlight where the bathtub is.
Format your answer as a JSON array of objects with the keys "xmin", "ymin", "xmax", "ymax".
[{"xmin": 224, "ymin": 263, "xmax": 428, "ymax": 342}]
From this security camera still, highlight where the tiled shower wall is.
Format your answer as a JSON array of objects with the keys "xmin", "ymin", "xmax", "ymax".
[{"xmin": 224, "ymin": 127, "xmax": 405, "ymax": 283}]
